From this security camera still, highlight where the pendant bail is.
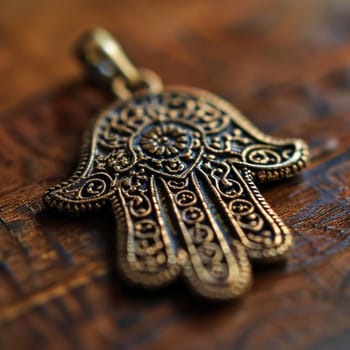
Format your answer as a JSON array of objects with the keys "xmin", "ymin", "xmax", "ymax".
[
  {"xmin": 76, "ymin": 28, "xmax": 163, "ymax": 98},
  {"xmin": 76, "ymin": 28, "xmax": 141, "ymax": 86}
]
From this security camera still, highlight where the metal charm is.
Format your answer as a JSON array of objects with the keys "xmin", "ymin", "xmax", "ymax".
[{"xmin": 43, "ymin": 29, "xmax": 309, "ymax": 300}]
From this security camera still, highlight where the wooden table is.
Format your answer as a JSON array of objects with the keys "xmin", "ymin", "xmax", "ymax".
[{"xmin": 0, "ymin": 0, "xmax": 349, "ymax": 349}]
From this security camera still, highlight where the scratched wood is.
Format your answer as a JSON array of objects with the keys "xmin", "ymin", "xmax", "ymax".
[{"xmin": 0, "ymin": 0, "xmax": 350, "ymax": 349}]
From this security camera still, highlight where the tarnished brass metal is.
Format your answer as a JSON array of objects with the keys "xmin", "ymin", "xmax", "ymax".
[
  {"xmin": 76, "ymin": 28, "xmax": 163, "ymax": 99},
  {"xmin": 111, "ymin": 68, "xmax": 163, "ymax": 100},
  {"xmin": 44, "ymin": 29, "xmax": 309, "ymax": 300},
  {"xmin": 76, "ymin": 28, "xmax": 141, "ymax": 85}
]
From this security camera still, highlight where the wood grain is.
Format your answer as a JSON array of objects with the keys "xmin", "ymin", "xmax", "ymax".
[{"xmin": 0, "ymin": 0, "xmax": 350, "ymax": 349}]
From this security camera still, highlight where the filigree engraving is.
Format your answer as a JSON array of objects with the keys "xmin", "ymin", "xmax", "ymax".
[{"xmin": 44, "ymin": 86, "xmax": 309, "ymax": 300}]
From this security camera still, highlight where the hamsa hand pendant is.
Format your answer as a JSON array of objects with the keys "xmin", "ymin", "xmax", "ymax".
[{"xmin": 43, "ymin": 30, "xmax": 309, "ymax": 300}]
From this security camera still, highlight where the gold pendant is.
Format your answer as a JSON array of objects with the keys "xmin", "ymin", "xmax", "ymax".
[{"xmin": 43, "ymin": 29, "xmax": 309, "ymax": 300}]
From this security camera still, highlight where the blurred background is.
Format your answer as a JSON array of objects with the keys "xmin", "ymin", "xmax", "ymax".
[
  {"xmin": 0, "ymin": 1, "xmax": 350, "ymax": 349},
  {"xmin": 1, "ymin": 0, "xmax": 350, "ymax": 113}
]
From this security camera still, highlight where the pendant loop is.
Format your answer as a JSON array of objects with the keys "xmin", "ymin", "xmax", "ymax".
[
  {"xmin": 76, "ymin": 28, "xmax": 162, "ymax": 94},
  {"xmin": 112, "ymin": 68, "xmax": 163, "ymax": 100}
]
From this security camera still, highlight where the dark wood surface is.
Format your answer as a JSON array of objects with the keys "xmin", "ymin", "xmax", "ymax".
[{"xmin": 0, "ymin": 0, "xmax": 350, "ymax": 349}]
